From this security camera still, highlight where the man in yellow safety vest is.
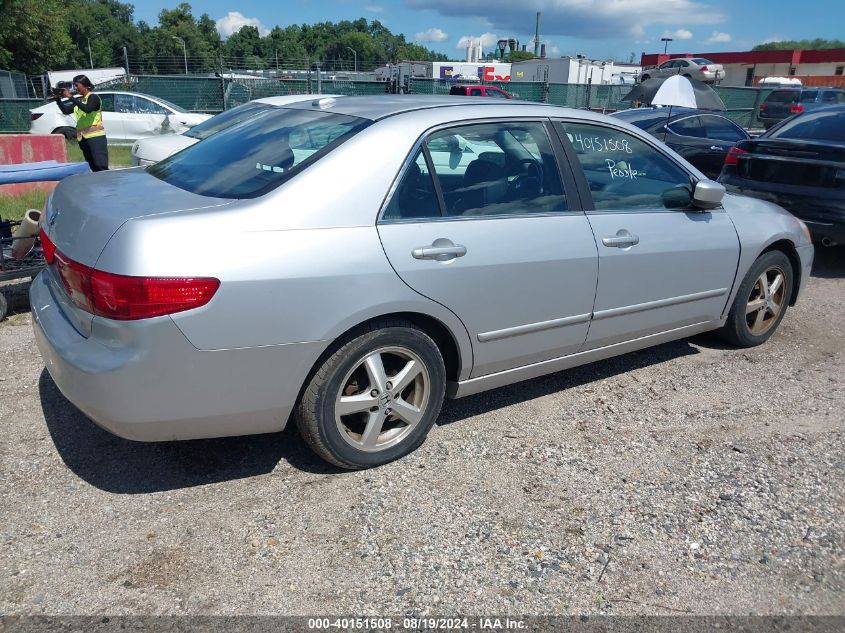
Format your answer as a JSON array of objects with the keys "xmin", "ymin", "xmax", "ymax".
[{"xmin": 56, "ymin": 74, "xmax": 108, "ymax": 171}]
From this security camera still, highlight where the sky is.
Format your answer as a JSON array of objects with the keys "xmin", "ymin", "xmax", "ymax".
[{"xmin": 134, "ymin": 0, "xmax": 845, "ymax": 62}]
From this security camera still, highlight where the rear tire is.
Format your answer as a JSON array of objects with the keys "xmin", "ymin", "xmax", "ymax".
[
  {"xmin": 296, "ymin": 320, "xmax": 446, "ymax": 469},
  {"xmin": 641, "ymin": 74, "xmax": 651, "ymax": 82},
  {"xmin": 719, "ymin": 251, "xmax": 793, "ymax": 348},
  {"xmin": 0, "ymin": 292, "xmax": 7, "ymax": 322},
  {"xmin": 52, "ymin": 127, "xmax": 76, "ymax": 141}
]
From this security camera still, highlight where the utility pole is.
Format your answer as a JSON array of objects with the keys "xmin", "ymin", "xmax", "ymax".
[
  {"xmin": 345, "ymin": 47, "xmax": 357, "ymax": 74},
  {"xmin": 87, "ymin": 32, "xmax": 100, "ymax": 69},
  {"xmin": 661, "ymin": 37, "xmax": 672, "ymax": 55},
  {"xmin": 123, "ymin": 46, "xmax": 130, "ymax": 85},
  {"xmin": 173, "ymin": 36, "xmax": 188, "ymax": 74}
]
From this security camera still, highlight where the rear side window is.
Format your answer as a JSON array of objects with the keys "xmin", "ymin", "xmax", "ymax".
[
  {"xmin": 800, "ymin": 91, "xmax": 819, "ymax": 102},
  {"xmin": 766, "ymin": 91, "xmax": 800, "ymax": 103},
  {"xmin": 383, "ymin": 121, "xmax": 567, "ymax": 220},
  {"xmin": 561, "ymin": 122, "xmax": 693, "ymax": 211},
  {"xmin": 700, "ymin": 115, "xmax": 747, "ymax": 142},
  {"xmin": 470, "ymin": 88, "xmax": 483, "ymax": 96},
  {"xmin": 691, "ymin": 58, "xmax": 714, "ymax": 65},
  {"xmin": 149, "ymin": 108, "xmax": 369, "ymax": 198}
]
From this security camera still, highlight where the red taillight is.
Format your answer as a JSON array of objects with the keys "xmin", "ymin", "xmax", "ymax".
[
  {"xmin": 50, "ymin": 246, "xmax": 219, "ymax": 320},
  {"xmin": 790, "ymin": 103, "xmax": 804, "ymax": 114},
  {"xmin": 759, "ymin": 102, "xmax": 768, "ymax": 111},
  {"xmin": 700, "ymin": 65, "xmax": 708, "ymax": 72},
  {"xmin": 39, "ymin": 228, "xmax": 56, "ymax": 264},
  {"xmin": 31, "ymin": 113, "xmax": 43, "ymax": 121},
  {"xmin": 724, "ymin": 146, "xmax": 749, "ymax": 166}
]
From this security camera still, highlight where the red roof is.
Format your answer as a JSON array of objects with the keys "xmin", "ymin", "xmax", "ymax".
[{"xmin": 641, "ymin": 49, "xmax": 845, "ymax": 67}]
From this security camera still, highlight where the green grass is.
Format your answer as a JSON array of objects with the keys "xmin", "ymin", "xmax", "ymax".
[
  {"xmin": 0, "ymin": 190, "xmax": 49, "ymax": 221},
  {"xmin": 1, "ymin": 141, "xmax": 132, "ymax": 221},
  {"xmin": 66, "ymin": 140, "xmax": 132, "ymax": 168}
]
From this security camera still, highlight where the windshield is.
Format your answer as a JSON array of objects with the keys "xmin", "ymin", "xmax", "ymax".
[
  {"xmin": 766, "ymin": 109, "xmax": 845, "ymax": 142},
  {"xmin": 148, "ymin": 107, "xmax": 370, "ymax": 198},
  {"xmin": 184, "ymin": 102, "xmax": 271, "ymax": 140}
]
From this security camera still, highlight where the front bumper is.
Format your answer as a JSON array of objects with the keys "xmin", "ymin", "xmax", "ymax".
[{"xmin": 31, "ymin": 271, "xmax": 325, "ymax": 441}]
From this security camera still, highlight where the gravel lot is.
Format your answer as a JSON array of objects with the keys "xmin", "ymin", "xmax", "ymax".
[{"xmin": 0, "ymin": 247, "xmax": 843, "ymax": 617}]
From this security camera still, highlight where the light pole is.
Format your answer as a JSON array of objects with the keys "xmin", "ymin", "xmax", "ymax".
[
  {"xmin": 345, "ymin": 46, "xmax": 357, "ymax": 74},
  {"xmin": 87, "ymin": 33, "xmax": 100, "ymax": 69},
  {"xmin": 661, "ymin": 37, "xmax": 673, "ymax": 55},
  {"xmin": 172, "ymin": 36, "xmax": 188, "ymax": 74}
]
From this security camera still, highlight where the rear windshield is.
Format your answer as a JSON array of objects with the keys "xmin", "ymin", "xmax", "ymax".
[
  {"xmin": 184, "ymin": 102, "xmax": 270, "ymax": 140},
  {"xmin": 765, "ymin": 90, "xmax": 800, "ymax": 103},
  {"xmin": 691, "ymin": 58, "xmax": 714, "ymax": 65},
  {"xmin": 767, "ymin": 109, "xmax": 845, "ymax": 142},
  {"xmin": 149, "ymin": 108, "xmax": 370, "ymax": 198}
]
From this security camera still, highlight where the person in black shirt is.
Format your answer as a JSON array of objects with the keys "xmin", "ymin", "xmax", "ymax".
[{"xmin": 56, "ymin": 75, "xmax": 109, "ymax": 171}]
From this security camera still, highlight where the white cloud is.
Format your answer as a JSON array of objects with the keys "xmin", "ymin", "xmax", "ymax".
[
  {"xmin": 456, "ymin": 32, "xmax": 499, "ymax": 49},
  {"xmin": 365, "ymin": 3, "xmax": 384, "ymax": 12},
  {"xmin": 706, "ymin": 31, "xmax": 732, "ymax": 43},
  {"xmin": 215, "ymin": 11, "xmax": 270, "ymax": 39},
  {"xmin": 415, "ymin": 27, "xmax": 449, "ymax": 43},
  {"xmin": 406, "ymin": 0, "xmax": 725, "ymax": 40},
  {"xmin": 550, "ymin": 45, "xmax": 561, "ymax": 55},
  {"xmin": 662, "ymin": 28, "xmax": 693, "ymax": 40}
]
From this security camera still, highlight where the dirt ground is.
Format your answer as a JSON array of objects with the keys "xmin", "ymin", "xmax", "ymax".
[{"xmin": 0, "ymin": 247, "xmax": 843, "ymax": 616}]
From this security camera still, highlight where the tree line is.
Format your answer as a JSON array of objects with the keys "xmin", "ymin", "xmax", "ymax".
[{"xmin": 0, "ymin": 0, "xmax": 451, "ymax": 76}]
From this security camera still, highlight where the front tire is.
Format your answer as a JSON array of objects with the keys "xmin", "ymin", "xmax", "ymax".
[
  {"xmin": 719, "ymin": 251, "xmax": 793, "ymax": 347},
  {"xmin": 296, "ymin": 320, "xmax": 446, "ymax": 469}
]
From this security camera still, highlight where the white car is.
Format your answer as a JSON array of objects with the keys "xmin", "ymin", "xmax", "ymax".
[
  {"xmin": 131, "ymin": 94, "xmax": 340, "ymax": 166},
  {"xmin": 29, "ymin": 91, "xmax": 211, "ymax": 144}
]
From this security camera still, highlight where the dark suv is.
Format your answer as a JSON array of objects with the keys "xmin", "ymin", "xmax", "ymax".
[{"xmin": 757, "ymin": 88, "xmax": 845, "ymax": 129}]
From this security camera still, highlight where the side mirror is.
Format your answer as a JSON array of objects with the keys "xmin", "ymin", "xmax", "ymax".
[{"xmin": 692, "ymin": 179, "xmax": 725, "ymax": 210}]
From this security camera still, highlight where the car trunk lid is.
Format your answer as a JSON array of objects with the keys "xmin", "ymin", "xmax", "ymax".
[
  {"xmin": 736, "ymin": 139, "xmax": 845, "ymax": 188},
  {"xmin": 41, "ymin": 168, "xmax": 233, "ymax": 338}
]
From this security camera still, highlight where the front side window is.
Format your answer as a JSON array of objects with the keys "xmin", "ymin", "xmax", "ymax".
[
  {"xmin": 487, "ymin": 89, "xmax": 509, "ymax": 99},
  {"xmin": 561, "ymin": 122, "xmax": 693, "ymax": 211},
  {"xmin": 429, "ymin": 121, "xmax": 566, "ymax": 217},
  {"xmin": 700, "ymin": 115, "xmax": 746, "ymax": 142},
  {"xmin": 668, "ymin": 116, "xmax": 705, "ymax": 138},
  {"xmin": 134, "ymin": 97, "xmax": 168, "ymax": 115},
  {"xmin": 149, "ymin": 108, "xmax": 369, "ymax": 198}
]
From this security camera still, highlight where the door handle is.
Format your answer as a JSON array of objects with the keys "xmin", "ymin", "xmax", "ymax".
[
  {"xmin": 412, "ymin": 239, "xmax": 467, "ymax": 261},
  {"xmin": 602, "ymin": 230, "xmax": 639, "ymax": 248},
  {"xmin": 710, "ymin": 145, "xmax": 724, "ymax": 151}
]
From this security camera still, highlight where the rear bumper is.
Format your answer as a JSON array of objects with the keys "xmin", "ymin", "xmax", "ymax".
[
  {"xmin": 31, "ymin": 271, "xmax": 325, "ymax": 441},
  {"xmin": 721, "ymin": 177, "xmax": 845, "ymax": 244}
]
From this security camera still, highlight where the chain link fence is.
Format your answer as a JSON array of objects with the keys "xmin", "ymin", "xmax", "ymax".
[{"xmin": 1, "ymin": 66, "xmax": 774, "ymax": 133}]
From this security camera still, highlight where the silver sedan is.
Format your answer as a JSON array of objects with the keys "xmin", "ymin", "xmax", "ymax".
[{"xmin": 32, "ymin": 96, "xmax": 813, "ymax": 469}]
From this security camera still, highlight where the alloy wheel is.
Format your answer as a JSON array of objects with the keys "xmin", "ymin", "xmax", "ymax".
[
  {"xmin": 334, "ymin": 346, "xmax": 430, "ymax": 452},
  {"xmin": 745, "ymin": 265, "xmax": 786, "ymax": 336}
]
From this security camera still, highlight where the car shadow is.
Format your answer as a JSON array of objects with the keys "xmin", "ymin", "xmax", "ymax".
[
  {"xmin": 39, "ymin": 370, "xmax": 341, "ymax": 495},
  {"xmin": 437, "ymin": 338, "xmax": 701, "ymax": 426},
  {"xmin": 810, "ymin": 245, "xmax": 845, "ymax": 279},
  {"xmin": 41, "ymin": 338, "xmax": 703, "ymax": 493}
]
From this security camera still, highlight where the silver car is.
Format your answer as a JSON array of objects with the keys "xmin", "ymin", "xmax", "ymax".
[
  {"xmin": 32, "ymin": 96, "xmax": 813, "ymax": 469},
  {"xmin": 640, "ymin": 58, "xmax": 725, "ymax": 84}
]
